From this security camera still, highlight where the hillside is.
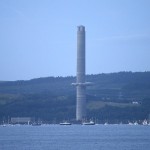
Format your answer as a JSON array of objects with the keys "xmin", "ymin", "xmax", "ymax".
[{"xmin": 0, "ymin": 72, "xmax": 150, "ymax": 123}]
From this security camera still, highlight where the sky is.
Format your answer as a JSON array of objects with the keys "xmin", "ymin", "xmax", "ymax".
[{"xmin": 0, "ymin": 0, "xmax": 150, "ymax": 81}]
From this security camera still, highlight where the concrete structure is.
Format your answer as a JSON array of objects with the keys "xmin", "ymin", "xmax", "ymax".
[{"xmin": 72, "ymin": 26, "xmax": 91, "ymax": 120}]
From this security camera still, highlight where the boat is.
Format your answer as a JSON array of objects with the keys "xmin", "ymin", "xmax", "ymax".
[
  {"xmin": 32, "ymin": 122, "xmax": 41, "ymax": 126},
  {"xmin": 128, "ymin": 122, "xmax": 133, "ymax": 125},
  {"xmin": 2, "ymin": 121, "xmax": 7, "ymax": 127},
  {"xmin": 104, "ymin": 122, "xmax": 108, "ymax": 125},
  {"xmin": 134, "ymin": 121, "xmax": 138, "ymax": 125},
  {"xmin": 59, "ymin": 122, "xmax": 72, "ymax": 125},
  {"xmin": 82, "ymin": 121, "xmax": 95, "ymax": 125},
  {"xmin": 142, "ymin": 120, "xmax": 148, "ymax": 125}
]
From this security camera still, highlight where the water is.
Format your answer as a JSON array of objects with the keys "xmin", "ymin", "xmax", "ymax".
[{"xmin": 0, "ymin": 125, "xmax": 149, "ymax": 150}]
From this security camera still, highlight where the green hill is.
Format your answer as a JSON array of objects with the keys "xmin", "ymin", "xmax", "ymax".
[{"xmin": 0, "ymin": 72, "xmax": 150, "ymax": 123}]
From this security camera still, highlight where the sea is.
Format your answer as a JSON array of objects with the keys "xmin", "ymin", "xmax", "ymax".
[{"xmin": 0, "ymin": 124, "xmax": 149, "ymax": 150}]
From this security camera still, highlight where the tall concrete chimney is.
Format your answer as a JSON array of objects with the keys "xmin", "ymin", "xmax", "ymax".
[
  {"xmin": 76, "ymin": 25, "xmax": 86, "ymax": 120},
  {"xmin": 72, "ymin": 26, "xmax": 91, "ymax": 121}
]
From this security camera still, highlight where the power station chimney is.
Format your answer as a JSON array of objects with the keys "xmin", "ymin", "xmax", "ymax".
[
  {"xmin": 76, "ymin": 25, "xmax": 86, "ymax": 120},
  {"xmin": 72, "ymin": 25, "xmax": 91, "ymax": 121}
]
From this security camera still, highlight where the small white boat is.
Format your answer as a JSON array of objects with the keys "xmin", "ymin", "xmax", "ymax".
[
  {"xmin": 134, "ymin": 122, "xmax": 138, "ymax": 125},
  {"xmin": 82, "ymin": 121, "xmax": 95, "ymax": 125},
  {"xmin": 32, "ymin": 122, "xmax": 41, "ymax": 126},
  {"xmin": 142, "ymin": 120, "xmax": 148, "ymax": 125},
  {"xmin": 104, "ymin": 122, "xmax": 108, "ymax": 125},
  {"xmin": 128, "ymin": 122, "xmax": 133, "ymax": 125},
  {"xmin": 60, "ymin": 122, "xmax": 71, "ymax": 125}
]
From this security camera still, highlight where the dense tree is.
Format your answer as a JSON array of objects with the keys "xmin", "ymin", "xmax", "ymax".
[{"xmin": 0, "ymin": 72, "xmax": 150, "ymax": 123}]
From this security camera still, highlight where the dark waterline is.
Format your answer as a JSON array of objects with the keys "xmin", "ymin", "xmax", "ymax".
[{"xmin": 0, "ymin": 125, "xmax": 149, "ymax": 150}]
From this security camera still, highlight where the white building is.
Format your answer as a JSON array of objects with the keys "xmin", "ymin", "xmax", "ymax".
[{"xmin": 11, "ymin": 117, "xmax": 32, "ymax": 124}]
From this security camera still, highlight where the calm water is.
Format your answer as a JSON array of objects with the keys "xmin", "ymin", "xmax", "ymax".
[{"xmin": 0, "ymin": 125, "xmax": 149, "ymax": 150}]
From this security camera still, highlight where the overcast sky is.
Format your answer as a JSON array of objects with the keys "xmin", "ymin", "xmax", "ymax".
[{"xmin": 0, "ymin": 0, "xmax": 150, "ymax": 81}]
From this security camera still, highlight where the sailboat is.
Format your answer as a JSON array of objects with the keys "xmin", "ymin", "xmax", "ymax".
[{"xmin": 142, "ymin": 120, "xmax": 148, "ymax": 125}]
